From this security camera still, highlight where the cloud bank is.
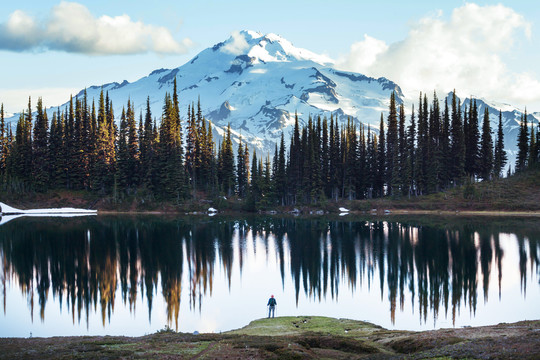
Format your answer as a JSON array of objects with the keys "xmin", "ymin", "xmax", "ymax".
[
  {"xmin": 0, "ymin": 1, "xmax": 192, "ymax": 55},
  {"xmin": 337, "ymin": 3, "xmax": 540, "ymax": 107},
  {"xmin": 222, "ymin": 30, "xmax": 250, "ymax": 55}
]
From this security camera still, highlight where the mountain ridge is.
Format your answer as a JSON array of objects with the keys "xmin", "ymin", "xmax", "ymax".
[{"xmin": 5, "ymin": 30, "xmax": 538, "ymax": 164}]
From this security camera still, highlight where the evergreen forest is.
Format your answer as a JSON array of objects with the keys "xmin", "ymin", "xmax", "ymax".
[{"xmin": 0, "ymin": 79, "xmax": 539, "ymax": 208}]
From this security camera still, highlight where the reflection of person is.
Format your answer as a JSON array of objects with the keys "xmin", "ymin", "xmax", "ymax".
[{"xmin": 267, "ymin": 295, "xmax": 277, "ymax": 318}]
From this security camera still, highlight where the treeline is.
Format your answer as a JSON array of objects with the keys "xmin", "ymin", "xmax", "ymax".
[{"xmin": 0, "ymin": 85, "xmax": 539, "ymax": 207}]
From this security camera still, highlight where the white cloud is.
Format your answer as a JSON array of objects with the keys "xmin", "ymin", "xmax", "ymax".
[
  {"xmin": 336, "ymin": 3, "xmax": 540, "ymax": 107},
  {"xmin": 222, "ymin": 30, "xmax": 250, "ymax": 55},
  {"xmin": 0, "ymin": 1, "xmax": 192, "ymax": 55}
]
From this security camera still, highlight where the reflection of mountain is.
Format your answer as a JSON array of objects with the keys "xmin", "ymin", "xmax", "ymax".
[{"xmin": 0, "ymin": 216, "xmax": 539, "ymax": 329}]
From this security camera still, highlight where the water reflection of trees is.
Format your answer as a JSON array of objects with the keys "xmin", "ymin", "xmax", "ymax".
[{"xmin": 0, "ymin": 216, "xmax": 538, "ymax": 329}]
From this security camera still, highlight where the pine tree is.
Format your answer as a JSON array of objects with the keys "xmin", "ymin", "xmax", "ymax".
[
  {"xmin": 93, "ymin": 89, "xmax": 113, "ymax": 193},
  {"xmin": 249, "ymin": 151, "xmax": 261, "ymax": 203},
  {"xmin": 493, "ymin": 110, "xmax": 507, "ymax": 177},
  {"xmin": 465, "ymin": 99, "xmax": 480, "ymax": 179},
  {"xmin": 204, "ymin": 120, "xmax": 217, "ymax": 193},
  {"xmin": 450, "ymin": 91, "xmax": 465, "ymax": 184},
  {"xmin": 398, "ymin": 103, "xmax": 407, "ymax": 195},
  {"xmin": 366, "ymin": 127, "xmax": 377, "ymax": 199},
  {"xmin": 537, "ymin": 121, "xmax": 540, "ymax": 164},
  {"xmin": 479, "ymin": 107, "xmax": 493, "ymax": 180},
  {"xmin": 117, "ymin": 107, "xmax": 129, "ymax": 193},
  {"xmin": 0, "ymin": 104, "xmax": 5, "ymax": 185},
  {"xmin": 32, "ymin": 97, "xmax": 49, "ymax": 191},
  {"xmin": 288, "ymin": 112, "xmax": 302, "ymax": 203},
  {"xmin": 185, "ymin": 103, "xmax": 198, "ymax": 190},
  {"xmin": 157, "ymin": 87, "xmax": 184, "ymax": 199},
  {"xmin": 140, "ymin": 97, "xmax": 155, "ymax": 189},
  {"xmin": 356, "ymin": 125, "xmax": 367, "ymax": 199},
  {"xmin": 415, "ymin": 93, "xmax": 428, "ymax": 194},
  {"xmin": 405, "ymin": 105, "xmax": 416, "ymax": 197},
  {"xmin": 427, "ymin": 92, "xmax": 439, "ymax": 193},
  {"xmin": 14, "ymin": 98, "xmax": 34, "ymax": 186},
  {"xmin": 48, "ymin": 109, "xmax": 65, "ymax": 188},
  {"xmin": 237, "ymin": 137, "xmax": 248, "ymax": 197},
  {"xmin": 328, "ymin": 116, "xmax": 341, "ymax": 201},
  {"xmin": 528, "ymin": 121, "xmax": 538, "ymax": 169},
  {"xmin": 375, "ymin": 113, "xmax": 386, "ymax": 197},
  {"xmin": 126, "ymin": 100, "xmax": 139, "ymax": 190},
  {"xmin": 274, "ymin": 133, "xmax": 287, "ymax": 205},
  {"xmin": 343, "ymin": 118, "xmax": 357, "ymax": 200},
  {"xmin": 516, "ymin": 113, "xmax": 529, "ymax": 172},
  {"xmin": 321, "ymin": 116, "xmax": 329, "ymax": 198},
  {"xmin": 439, "ymin": 100, "xmax": 451, "ymax": 188},
  {"xmin": 11, "ymin": 104, "xmax": 33, "ymax": 187},
  {"xmin": 218, "ymin": 124, "xmax": 235, "ymax": 196},
  {"xmin": 386, "ymin": 92, "xmax": 399, "ymax": 195}
]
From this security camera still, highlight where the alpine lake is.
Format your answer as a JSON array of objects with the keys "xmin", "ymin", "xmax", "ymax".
[{"xmin": 0, "ymin": 214, "xmax": 539, "ymax": 337}]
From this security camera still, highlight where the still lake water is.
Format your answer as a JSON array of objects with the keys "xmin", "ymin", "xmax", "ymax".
[{"xmin": 0, "ymin": 215, "xmax": 539, "ymax": 337}]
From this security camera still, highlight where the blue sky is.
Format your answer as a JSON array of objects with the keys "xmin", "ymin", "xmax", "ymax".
[{"xmin": 1, "ymin": 0, "xmax": 539, "ymax": 113}]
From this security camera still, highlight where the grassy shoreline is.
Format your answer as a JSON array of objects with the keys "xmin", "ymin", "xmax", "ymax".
[
  {"xmin": 2, "ymin": 317, "xmax": 539, "ymax": 359},
  {"xmin": 2, "ymin": 168, "xmax": 539, "ymax": 215}
]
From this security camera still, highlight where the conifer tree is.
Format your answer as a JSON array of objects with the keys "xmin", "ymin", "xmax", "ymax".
[
  {"xmin": 356, "ymin": 125, "xmax": 367, "ymax": 199},
  {"xmin": 16, "ymin": 98, "xmax": 34, "ymax": 186},
  {"xmin": 32, "ymin": 97, "xmax": 49, "ymax": 191},
  {"xmin": 398, "ymin": 103, "xmax": 406, "ymax": 195},
  {"xmin": 185, "ymin": 103, "xmax": 197, "ymax": 190},
  {"xmin": 343, "ymin": 118, "xmax": 357, "ymax": 200},
  {"xmin": 427, "ymin": 92, "xmax": 439, "ymax": 192},
  {"xmin": 218, "ymin": 124, "xmax": 235, "ymax": 196},
  {"xmin": 405, "ymin": 105, "xmax": 416, "ymax": 196},
  {"xmin": 415, "ymin": 93, "xmax": 428, "ymax": 194},
  {"xmin": 375, "ymin": 113, "xmax": 386, "ymax": 197},
  {"xmin": 450, "ymin": 91, "xmax": 465, "ymax": 184},
  {"xmin": 465, "ymin": 99, "xmax": 480, "ymax": 178},
  {"xmin": 48, "ymin": 109, "xmax": 65, "ymax": 187},
  {"xmin": 366, "ymin": 127, "xmax": 377, "ymax": 198},
  {"xmin": 288, "ymin": 112, "xmax": 302, "ymax": 203},
  {"xmin": 328, "ymin": 116, "xmax": 341, "ymax": 200},
  {"xmin": 140, "ymin": 97, "xmax": 155, "ymax": 189},
  {"xmin": 0, "ymin": 104, "xmax": 5, "ymax": 184},
  {"xmin": 274, "ymin": 133, "xmax": 287, "ymax": 205},
  {"xmin": 249, "ymin": 151, "xmax": 261, "ymax": 203},
  {"xmin": 528, "ymin": 121, "xmax": 538, "ymax": 168},
  {"xmin": 237, "ymin": 137, "xmax": 248, "ymax": 197},
  {"xmin": 117, "ymin": 107, "xmax": 129, "ymax": 193},
  {"xmin": 93, "ymin": 90, "xmax": 113, "ymax": 192},
  {"xmin": 157, "ymin": 88, "xmax": 184, "ymax": 199},
  {"xmin": 516, "ymin": 113, "xmax": 529, "ymax": 172},
  {"xmin": 493, "ymin": 110, "xmax": 507, "ymax": 177},
  {"xmin": 12, "ymin": 106, "xmax": 33, "ymax": 187},
  {"xmin": 310, "ymin": 116, "xmax": 323, "ymax": 202},
  {"xmin": 479, "ymin": 107, "xmax": 493, "ymax": 180},
  {"xmin": 439, "ymin": 101, "xmax": 451, "ymax": 188},
  {"xmin": 126, "ymin": 100, "xmax": 139, "ymax": 189},
  {"xmin": 386, "ymin": 92, "xmax": 399, "ymax": 195},
  {"xmin": 321, "ymin": 116, "xmax": 329, "ymax": 198}
]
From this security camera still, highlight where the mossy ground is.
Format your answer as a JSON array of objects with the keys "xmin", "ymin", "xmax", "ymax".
[
  {"xmin": 2, "ymin": 169, "xmax": 540, "ymax": 214},
  {"xmin": 1, "ymin": 317, "xmax": 539, "ymax": 359}
]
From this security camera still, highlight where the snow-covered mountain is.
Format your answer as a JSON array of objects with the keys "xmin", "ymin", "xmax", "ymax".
[
  {"xmin": 5, "ymin": 30, "xmax": 538, "ymax": 163},
  {"xmin": 26, "ymin": 30, "xmax": 403, "ymax": 155}
]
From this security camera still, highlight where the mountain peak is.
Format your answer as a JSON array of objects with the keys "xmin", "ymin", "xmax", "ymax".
[{"xmin": 218, "ymin": 30, "xmax": 334, "ymax": 66}]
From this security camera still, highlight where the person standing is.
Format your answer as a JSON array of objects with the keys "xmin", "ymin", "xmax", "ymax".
[{"xmin": 267, "ymin": 295, "xmax": 277, "ymax": 318}]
